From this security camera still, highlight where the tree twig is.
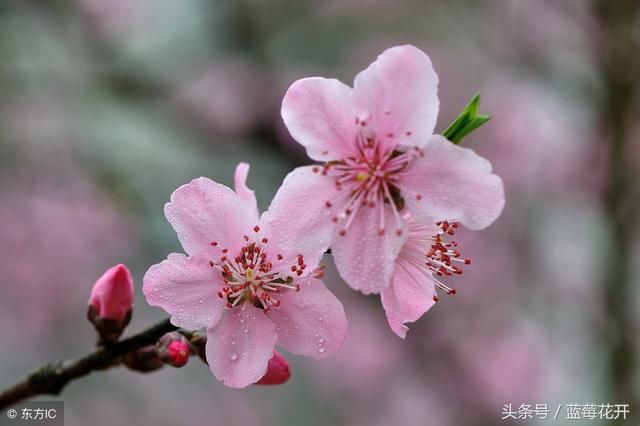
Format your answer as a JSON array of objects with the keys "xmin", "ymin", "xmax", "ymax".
[{"xmin": 0, "ymin": 319, "xmax": 177, "ymax": 409}]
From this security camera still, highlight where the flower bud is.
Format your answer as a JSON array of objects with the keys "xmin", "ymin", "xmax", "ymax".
[
  {"xmin": 87, "ymin": 264, "xmax": 134, "ymax": 345},
  {"xmin": 157, "ymin": 332, "xmax": 191, "ymax": 368},
  {"xmin": 123, "ymin": 346, "xmax": 164, "ymax": 373},
  {"xmin": 256, "ymin": 351, "xmax": 291, "ymax": 385}
]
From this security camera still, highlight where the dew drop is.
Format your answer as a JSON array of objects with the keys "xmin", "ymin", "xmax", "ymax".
[{"xmin": 229, "ymin": 352, "xmax": 238, "ymax": 361}]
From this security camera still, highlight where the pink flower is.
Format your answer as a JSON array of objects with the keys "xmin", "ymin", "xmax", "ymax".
[
  {"xmin": 381, "ymin": 215, "xmax": 471, "ymax": 338},
  {"xmin": 143, "ymin": 163, "xmax": 347, "ymax": 388},
  {"xmin": 255, "ymin": 351, "xmax": 291, "ymax": 385},
  {"xmin": 277, "ymin": 45, "xmax": 504, "ymax": 295},
  {"xmin": 89, "ymin": 264, "xmax": 134, "ymax": 322}
]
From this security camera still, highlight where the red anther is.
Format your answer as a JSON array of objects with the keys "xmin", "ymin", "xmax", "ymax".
[
  {"xmin": 221, "ymin": 256, "xmax": 227, "ymax": 262},
  {"xmin": 325, "ymin": 201, "xmax": 332, "ymax": 208},
  {"xmin": 222, "ymin": 248, "xmax": 228, "ymax": 253},
  {"xmin": 378, "ymin": 228, "xmax": 385, "ymax": 236},
  {"xmin": 298, "ymin": 257, "xmax": 304, "ymax": 266},
  {"xmin": 312, "ymin": 166, "xmax": 320, "ymax": 173},
  {"xmin": 464, "ymin": 259, "xmax": 471, "ymax": 265},
  {"xmin": 396, "ymin": 229, "xmax": 403, "ymax": 236},
  {"xmin": 449, "ymin": 289, "xmax": 457, "ymax": 295},
  {"xmin": 295, "ymin": 285, "xmax": 300, "ymax": 291},
  {"xmin": 261, "ymin": 237, "xmax": 268, "ymax": 244},
  {"xmin": 405, "ymin": 131, "xmax": 412, "ymax": 136},
  {"xmin": 332, "ymin": 216, "xmax": 339, "ymax": 223},
  {"xmin": 217, "ymin": 292, "xmax": 223, "ymax": 298},
  {"xmin": 339, "ymin": 229, "xmax": 347, "ymax": 236},
  {"xmin": 277, "ymin": 254, "xmax": 283, "ymax": 260},
  {"xmin": 345, "ymin": 208, "xmax": 352, "ymax": 215},
  {"xmin": 208, "ymin": 261, "xmax": 215, "ymax": 267},
  {"xmin": 432, "ymin": 296, "xmax": 439, "ymax": 302},
  {"xmin": 416, "ymin": 194, "xmax": 422, "ymax": 200},
  {"xmin": 296, "ymin": 270, "xmax": 303, "ymax": 276},
  {"xmin": 211, "ymin": 241, "xmax": 218, "ymax": 246},
  {"xmin": 291, "ymin": 266, "xmax": 297, "ymax": 272},
  {"xmin": 253, "ymin": 225, "xmax": 260, "ymax": 233}
]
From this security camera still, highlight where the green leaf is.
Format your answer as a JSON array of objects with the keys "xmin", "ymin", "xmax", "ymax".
[{"xmin": 442, "ymin": 93, "xmax": 491, "ymax": 144}]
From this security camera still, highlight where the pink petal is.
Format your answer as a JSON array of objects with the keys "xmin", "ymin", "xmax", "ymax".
[
  {"xmin": 262, "ymin": 166, "xmax": 339, "ymax": 267},
  {"xmin": 281, "ymin": 77, "xmax": 357, "ymax": 161},
  {"xmin": 234, "ymin": 162, "xmax": 259, "ymax": 223},
  {"xmin": 401, "ymin": 135, "xmax": 505, "ymax": 230},
  {"xmin": 332, "ymin": 205, "xmax": 408, "ymax": 294},
  {"xmin": 164, "ymin": 177, "xmax": 256, "ymax": 256},
  {"xmin": 143, "ymin": 253, "xmax": 224, "ymax": 329},
  {"xmin": 205, "ymin": 305, "xmax": 277, "ymax": 388},
  {"xmin": 380, "ymin": 262, "xmax": 437, "ymax": 339},
  {"xmin": 353, "ymin": 45, "xmax": 439, "ymax": 150},
  {"xmin": 267, "ymin": 277, "xmax": 347, "ymax": 358}
]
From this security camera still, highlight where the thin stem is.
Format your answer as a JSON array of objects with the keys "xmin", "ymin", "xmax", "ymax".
[{"xmin": 0, "ymin": 319, "xmax": 177, "ymax": 409}]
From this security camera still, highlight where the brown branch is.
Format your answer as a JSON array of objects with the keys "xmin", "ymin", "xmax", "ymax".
[{"xmin": 0, "ymin": 319, "xmax": 177, "ymax": 409}]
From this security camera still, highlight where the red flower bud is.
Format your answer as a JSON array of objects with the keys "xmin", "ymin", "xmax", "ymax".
[
  {"xmin": 89, "ymin": 264, "xmax": 134, "ymax": 322},
  {"xmin": 256, "ymin": 351, "xmax": 291, "ymax": 385},
  {"xmin": 157, "ymin": 332, "xmax": 190, "ymax": 368},
  {"xmin": 87, "ymin": 264, "xmax": 134, "ymax": 345}
]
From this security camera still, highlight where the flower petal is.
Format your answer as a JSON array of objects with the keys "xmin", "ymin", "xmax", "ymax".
[
  {"xmin": 353, "ymin": 45, "xmax": 439, "ymax": 150},
  {"xmin": 381, "ymin": 261, "xmax": 437, "ymax": 339},
  {"xmin": 332, "ymin": 205, "xmax": 408, "ymax": 294},
  {"xmin": 262, "ymin": 166, "xmax": 339, "ymax": 268},
  {"xmin": 143, "ymin": 253, "xmax": 225, "ymax": 329},
  {"xmin": 267, "ymin": 277, "xmax": 347, "ymax": 358},
  {"xmin": 234, "ymin": 162, "xmax": 259, "ymax": 223},
  {"xmin": 205, "ymin": 306, "xmax": 277, "ymax": 388},
  {"xmin": 164, "ymin": 177, "xmax": 256, "ymax": 256},
  {"xmin": 401, "ymin": 135, "xmax": 505, "ymax": 230},
  {"xmin": 281, "ymin": 77, "xmax": 357, "ymax": 161}
]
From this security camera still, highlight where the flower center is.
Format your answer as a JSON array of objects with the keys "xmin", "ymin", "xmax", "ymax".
[
  {"xmin": 399, "ymin": 218, "xmax": 471, "ymax": 302},
  {"xmin": 314, "ymin": 124, "xmax": 422, "ymax": 237},
  {"xmin": 208, "ymin": 226, "xmax": 305, "ymax": 312}
]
